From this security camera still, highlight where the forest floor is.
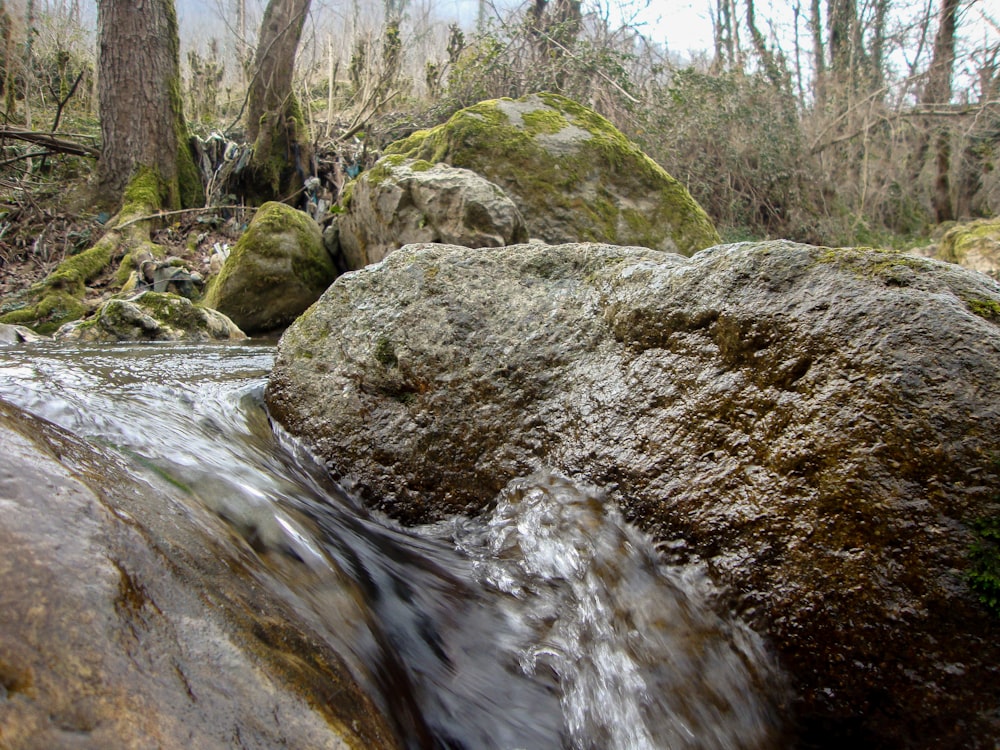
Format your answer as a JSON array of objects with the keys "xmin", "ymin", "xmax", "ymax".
[
  {"xmin": 0, "ymin": 133, "xmax": 375, "ymax": 311},
  {"xmin": 0, "ymin": 203, "xmax": 244, "ymax": 307}
]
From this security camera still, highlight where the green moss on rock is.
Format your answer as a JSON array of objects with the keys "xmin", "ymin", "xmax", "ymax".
[
  {"xmin": 969, "ymin": 515, "xmax": 1000, "ymax": 616},
  {"xmin": 965, "ymin": 296, "xmax": 1000, "ymax": 322},
  {"xmin": 384, "ymin": 93, "xmax": 719, "ymax": 254},
  {"xmin": 816, "ymin": 246, "xmax": 932, "ymax": 284},
  {"xmin": 203, "ymin": 201, "xmax": 334, "ymax": 334},
  {"xmin": 938, "ymin": 218, "xmax": 1000, "ymax": 264}
]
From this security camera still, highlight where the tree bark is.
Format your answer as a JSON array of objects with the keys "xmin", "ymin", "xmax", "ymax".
[
  {"xmin": 809, "ymin": 0, "xmax": 826, "ymax": 108},
  {"xmin": 925, "ymin": 0, "xmax": 961, "ymax": 222},
  {"xmin": 245, "ymin": 0, "xmax": 311, "ymax": 201},
  {"xmin": 827, "ymin": 0, "xmax": 865, "ymax": 96},
  {"xmin": 96, "ymin": 0, "xmax": 201, "ymax": 210}
]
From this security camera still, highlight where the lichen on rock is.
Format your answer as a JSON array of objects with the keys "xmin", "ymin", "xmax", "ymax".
[{"xmin": 384, "ymin": 93, "xmax": 720, "ymax": 254}]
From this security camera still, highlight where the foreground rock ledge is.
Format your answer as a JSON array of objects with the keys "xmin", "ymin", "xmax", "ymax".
[
  {"xmin": 0, "ymin": 400, "xmax": 399, "ymax": 750},
  {"xmin": 266, "ymin": 240, "xmax": 1000, "ymax": 749}
]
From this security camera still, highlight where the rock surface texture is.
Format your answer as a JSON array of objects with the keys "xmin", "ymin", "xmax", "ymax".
[
  {"xmin": 267, "ymin": 240, "xmax": 1000, "ymax": 749},
  {"xmin": 337, "ymin": 157, "xmax": 527, "ymax": 270},
  {"xmin": 54, "ymin": 291, "xmax": 245, "ymax": 342},
  {"xmin": 384, "ymin": 93, "xmax": 720, "ymax": 254},
  {"xmin": 0, "ymin": 399, "xmax": 399, "ymax": 750},
  {"xmin": 203, "ymin": 201, "xmax": 336, "ymax": 334}
]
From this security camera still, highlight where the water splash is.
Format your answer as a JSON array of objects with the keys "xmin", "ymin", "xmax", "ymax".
[{"xmin": 456, "ymin": 471, "xmax": 786, "ymax": 750}]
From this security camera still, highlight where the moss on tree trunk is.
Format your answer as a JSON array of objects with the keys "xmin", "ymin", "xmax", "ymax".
[{"xmin": 243, "ymin": 0, "xmax": 312, "ymax": 203}]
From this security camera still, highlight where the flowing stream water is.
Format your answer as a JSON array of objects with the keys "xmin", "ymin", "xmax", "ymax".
[{"xmin": 0, "ymin": 341, "xmax": 787, "ymax": 749}]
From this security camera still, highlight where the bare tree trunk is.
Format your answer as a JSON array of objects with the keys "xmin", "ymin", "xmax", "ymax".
[
  {"xmin": 245, "ymin": 0, "xmax": 311, "ymax": 201},
  {"xmin": 809, "ymin": 0, "xmax": 826, "ymax": 108},
  {"xmin": 828, "ymin": 0, "xmax": 865, "ymax": 96},
  {"xmin": 0, "ymin": 1, "xmax": 14, "ymax": 116},
  {"xmin": 793, "ymin": 1, "xmax": 805, "ymax": 105},
  {"xmin": 745, "ymin": 0, "xmax": 784, "ymax": 91},
  {"xmin": 924, "ymin": 0, "xmax": 960, "ymax": 222},
  {"xmin": 23, "ymin": 0, "xmax": 34, "ymax": 135},
  {"xmin": 869, "ymin": 0, "xmax": 889, "ymax": 95},
  {"xmin": 96, "ymin": 0, "xmax": 201, "ymax": 210},
  {"xmin": 712, "ymin": 0, "xmax": 735, "ymax": 70}
]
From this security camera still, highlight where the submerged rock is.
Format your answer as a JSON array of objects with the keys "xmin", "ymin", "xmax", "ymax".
[
  {"xmin": 203, "ymin": 201, "xmax": 336, "ymax": 335},
  {"xmin": 54, "ymin": 291, "xmax": 245, "ymax": 342},
  {"xmin": 267, "ymin": 240, "xmax": 1000, "ymax": 748},
  {"xmin": 0, "ymin": 399, "xmax": 399, "ymax": 750},
  {"xmin": 384, "ymin": 93, "xmax": 720, "ymax": 254},
  {"xmin": 337, "ymin": 156, "xmax": 527, "ymax": 270}
]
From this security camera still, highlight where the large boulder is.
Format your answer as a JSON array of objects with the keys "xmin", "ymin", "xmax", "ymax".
[
  {"xmin": 0, "ymin": 399, "xmax": 399, "ymax": 750},
  {"xmin": 203, "ymin": 201, "xmax": 336, "ymax": 334},
  {"xmin": 54, "ymin": 291, "xmax": 245, "ymax": 342},
  {"xmin": 337, "ymin": 156, "xmax": 527, "ymax": 270},
  {"xmin": 933, "ymin": 217, "xmax": 1000, "ymax": 279},
  {"xmin": 267, "ymin": 240, "xmax": 1000, "ymax": 748},
  {"xmin": 384, "ymin": 93, "xmax": 720, "ymax": 254}
]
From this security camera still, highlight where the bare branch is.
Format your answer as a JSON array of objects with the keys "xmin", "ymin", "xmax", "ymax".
[{"xmin": 0, "ymin": 127, "xmax": 100, "ymax": 158}]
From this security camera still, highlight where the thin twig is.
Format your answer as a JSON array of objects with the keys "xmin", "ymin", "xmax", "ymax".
[{"xmin": 114, "ymin": 205, "xmax": 258, "ymax": 231}]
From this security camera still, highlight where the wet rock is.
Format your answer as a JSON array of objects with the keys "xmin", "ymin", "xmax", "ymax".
[
  {"xmin": 203, "ymin": 201, "xmax": 336, "ymax": 334},
  {"xmin": 337, "ymin": 157, "xmax": 527, "ymax": 270},
  {"xmin": 0, "ymin": 323, "xmax": 47, "ymax": 344},
  {"xmin": 384, "ymin": 93, "xmax": 720, "ymax": 255},
  {"xmin": 267, "ymin": 240, "xmax": 1000, "ymax": 749},
  {"xmin": 54, "ymin": 291, "xmax": 245, "ymax": 342},
  {"xmin": 0, "ymin": 399, "xmax": 399, "ymax": 750}
]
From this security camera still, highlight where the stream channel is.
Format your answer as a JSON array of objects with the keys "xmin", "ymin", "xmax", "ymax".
[{"xmin": 0, "ymin": 340, "xmax": 787, "ymax": 749}]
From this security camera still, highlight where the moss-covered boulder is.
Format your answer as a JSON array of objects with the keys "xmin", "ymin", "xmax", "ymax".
[
  {"xmin": 934, "ymin": 218, "xmax": 1000, "ymax": 279},
  {"xmin": 267, "ymin": 240, "xmax": 1000, "ymax": 748},
  {"xmin": 54, "ymin": 291, "xmax": 245, "ymax": 342},
  {"xmin": 337, "ymin": 156, "xmax": 527, "ymax": 270},
  {"xmin": 384, "ymin": 93, "xmax": 720, "ymax": 254},
  {"xmin": 203, "ymin": 202, "xmax": 335, "ymax": 335}
]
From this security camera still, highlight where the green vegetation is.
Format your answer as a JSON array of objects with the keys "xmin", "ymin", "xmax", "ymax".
[
  {"xmin": 970, "ymin": 516, "xmax": 1000, "ymax": 617},
  {"xmin": 815, "ymin": 246, "xmax": 932, "ymax": 282},
  {"xmin": 373, "ymin": 335, "xmax": 398, "ymax": 367},
  {"xmin": 965, "ymin": 297, "xmax": 1000, "ymax": 322}
]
